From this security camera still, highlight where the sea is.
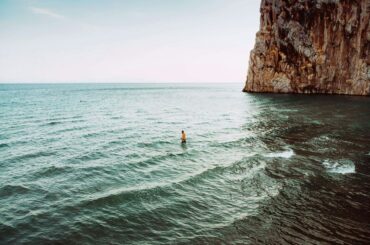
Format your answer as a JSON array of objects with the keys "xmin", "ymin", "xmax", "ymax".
[{"xmin": 0, "ymin": 83, "xmax": 369, "ymax": 244}]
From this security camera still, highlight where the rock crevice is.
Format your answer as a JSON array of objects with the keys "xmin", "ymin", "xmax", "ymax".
[{"xmin": 244, "ymin": 0, "xmax": 370, "ymax": 95}]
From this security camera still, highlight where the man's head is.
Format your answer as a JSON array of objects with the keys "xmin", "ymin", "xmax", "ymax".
[{"xmin": 182, "ymin": 130, "xmax": 184, "ymax": 133}]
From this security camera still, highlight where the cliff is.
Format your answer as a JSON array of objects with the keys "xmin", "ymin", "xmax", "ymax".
[{"xmin": 243, "ymin": 0, "xmax": 370, "ymax": 95}]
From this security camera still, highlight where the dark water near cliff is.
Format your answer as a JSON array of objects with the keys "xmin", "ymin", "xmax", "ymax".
[{"xmin": 0, "ymin": 83, "xmax": 369, "ymax": 244}]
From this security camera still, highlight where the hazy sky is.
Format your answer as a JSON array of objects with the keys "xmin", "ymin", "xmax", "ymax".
[{"xmin": 0, "ymin": 0, "xmax": 260, "ymax": 83}]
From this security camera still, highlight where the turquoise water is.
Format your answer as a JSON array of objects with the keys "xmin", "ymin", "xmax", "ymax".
[{"xmin": 0, "ymin": 83, "xmax": 369, "ymax": 244}]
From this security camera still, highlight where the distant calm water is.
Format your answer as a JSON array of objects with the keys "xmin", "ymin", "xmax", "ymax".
[{"xmin": 0, "ymin": 83, "xmax": 369, "ymax": 244}]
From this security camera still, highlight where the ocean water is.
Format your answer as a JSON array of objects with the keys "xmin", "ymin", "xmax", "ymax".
[{"xmin": 0, "ymin": 83, "xmax": 369, "ymax": 244}]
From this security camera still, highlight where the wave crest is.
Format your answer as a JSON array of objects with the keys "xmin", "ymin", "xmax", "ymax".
[
  {"xmin": 322, "ymin": 159, "xmax": 355, "ymax": 174},
  {"xmin": 265, "ymin": 149, "xmax": 294, "ymax": 159}
]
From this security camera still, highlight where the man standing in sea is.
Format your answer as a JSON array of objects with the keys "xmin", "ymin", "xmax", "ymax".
[{"xmin": 181, "ymin": 130, "xmax": 186, "ymax": 143}]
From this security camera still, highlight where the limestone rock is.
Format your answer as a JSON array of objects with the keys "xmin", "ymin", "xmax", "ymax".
[{"xmin": 243, "ymin": 0, "xmax": 370, "ymax": 96}]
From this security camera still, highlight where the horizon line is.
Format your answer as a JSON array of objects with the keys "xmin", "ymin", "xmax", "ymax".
[{"xmin": 0, "ymin": 81, "xmax": 243, "ymax": 84}]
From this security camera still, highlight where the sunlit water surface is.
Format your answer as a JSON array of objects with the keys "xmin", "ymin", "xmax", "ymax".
[{"xmin": 0, "ymin": 84, "xmax": 369, "ymax": 244}]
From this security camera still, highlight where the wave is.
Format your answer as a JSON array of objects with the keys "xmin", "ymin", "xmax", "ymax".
[
  {"xmin": 0, "ymin": 184, "xmax": 30, "ymax": 197},
  {"xmin": 33, "ymin": 165, "xmax": 74, "ymax": 179},
  {"xmin": 43, "ymin": 121, "xmax": 62, "ymax": 126},
  {"xmin": 209, "ymin": 136, "xmax": 257, "ymax": 149},
  {"xmin": 265, "ymin": 149, "xmax": 294, "ymax": 159},
  {"xmin": 241, "ymin": 172, "xmax": 282, "ymax": 199},
  {"xmin": 137, "ymin": 140, "xmax": 172, "ymax": 148},
  {"xmin": 41, "ymin": 117, "xmax": 84, "ymax": 127},
  {"xmin": 72, "ymin": 151, "xmax": 109, "ymax": 162},
  {"xmin": 75, "ymin": 181, "xmax": 176, "ymax": 209},
  {"xmin": 322, "ymin": 159, "xmax": 355, "ymax": 174},
  {"xmin": 76, "ymin": 155, "xmax": 270, "ymax": 210},
  {"xmin": 51, "ymin": 125, "xmax": 88, "ymax": 134},
  {"xmin": 0, "ymin": 223, "xmax": 17, "ymax": 243},
  {"xmin": 0, "ymin": 143, "xmax": 10, "ymax": 148},
  {"xmin": 132, "ymin": 151, "xmax": 194, "ymax": 170},
  {"xmin": 5, "ymin": 151, "xmax": 55, "ymax": 163}
]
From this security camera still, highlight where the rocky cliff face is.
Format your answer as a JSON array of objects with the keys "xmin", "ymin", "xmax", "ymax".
[{"xmin": 244, "ymin": 0, "xmax": 370, "ymax": 95}]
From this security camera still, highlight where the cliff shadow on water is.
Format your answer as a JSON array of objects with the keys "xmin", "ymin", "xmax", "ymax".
[{"xmin": 205, "ymin": 93, "xmax": 370, "ymax": 244}]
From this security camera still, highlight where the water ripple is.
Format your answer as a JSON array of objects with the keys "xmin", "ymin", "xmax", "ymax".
[{"xmin": 0, "ymin": 84, "xmax": 369, "ymax": 244}]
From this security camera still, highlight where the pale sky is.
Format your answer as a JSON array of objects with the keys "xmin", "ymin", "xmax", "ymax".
[{"xmin": 0, "ymin": 0, "xmax": 260, "ymax": 83}]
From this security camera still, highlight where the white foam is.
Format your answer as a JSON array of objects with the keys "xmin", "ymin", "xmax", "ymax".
[
  {"xmin": 265, "ymin": 149, "xmax": 294, "ymax": 159},
  {"xmin": 322, "ymin": 159, "xmax": 355, "ymax": 174},
  {"xmin": 320, "ymin": 135, "xmax": 330, "ymax": 141}
]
